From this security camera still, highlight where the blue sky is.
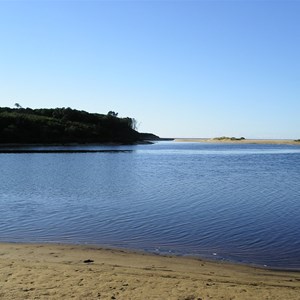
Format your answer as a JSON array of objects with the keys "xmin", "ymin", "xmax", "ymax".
[{"xmin": 0, "ymin": 0, "xmax": 299, "ymax": 139}]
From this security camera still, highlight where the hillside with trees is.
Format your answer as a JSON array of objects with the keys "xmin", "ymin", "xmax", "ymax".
[{"xmin": 0, "ymin": 106, "xmax": 155, "ymax": 144}]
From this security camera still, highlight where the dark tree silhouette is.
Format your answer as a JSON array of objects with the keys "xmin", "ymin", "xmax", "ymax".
[
  {"xmin": 107, "ymin": 111, "xmax": 118, "ymax": 117},
  {"xmin": 0, "ymin": 107, "xmax": 150, "ymax": 144},
  {"xmin": 14, "ymin": 103, "xmax": 22, "ymax": 109}
]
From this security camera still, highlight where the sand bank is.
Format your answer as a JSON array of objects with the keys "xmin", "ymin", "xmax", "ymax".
[
  {"xmin": 0, "ymin": 243, "xmax": 299, "ymax": 299},
  {"xmin": 175, "ymin": 138, "xmax": 300, "ymax": 145}
]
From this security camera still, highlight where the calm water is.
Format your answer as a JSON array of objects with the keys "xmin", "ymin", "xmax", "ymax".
[{"xmin": 1, "ymin": 142, "xmax": 300, "ymax": 269}]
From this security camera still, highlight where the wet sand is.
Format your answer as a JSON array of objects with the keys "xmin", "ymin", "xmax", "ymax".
[
  {"xmin": 175, "ymin": 138, "xmax": 300, "ymax": 145},
  {"xmin": 0, "ymin": 242, "xmax": 299, "ymax": 299}
]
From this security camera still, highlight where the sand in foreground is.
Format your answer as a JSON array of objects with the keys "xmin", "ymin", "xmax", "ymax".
[{"xmin": 0, "ymin": 243, "xmax": 299, "ymax": 299}]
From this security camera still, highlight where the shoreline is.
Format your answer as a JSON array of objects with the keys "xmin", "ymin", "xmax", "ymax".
[
  {"xmin": 175, "ymin": 138, "xmax": 300, "ymax": 145},
  {"xmin": 0, "ymin": 141, "xmax": 152, "ymax": 148},
  {"xmin": 1, "ymin": 242, "xmax": 299, "ymax": 299},
  {"xmin": 2, "ymin": 240, "xmax": 300, "ymax": 272}
]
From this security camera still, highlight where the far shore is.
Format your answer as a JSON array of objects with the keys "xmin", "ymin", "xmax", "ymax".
[
  {"xmin": 0, "ymin": 242, "xmax": 299, "ymax": 299},
  {"xmin": 0, "ymin": 141, "xmax": 153, "ymax": 148},
  {"xmin": 175, "ymin": 138, "xmax": 300, "ymax": 146}
]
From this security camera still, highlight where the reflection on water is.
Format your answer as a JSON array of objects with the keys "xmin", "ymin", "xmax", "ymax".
[
  {"xmin": 0, "ymin": 149, "xmax": 133, "ymax": 154},
  {"xmin": 0, "ymin": 142, "xmax": 300, "ymax": 269}
]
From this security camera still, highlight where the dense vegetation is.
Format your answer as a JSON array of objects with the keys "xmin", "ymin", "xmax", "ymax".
[
  {"xmin": 0, "ymin": 107, "xmax": 154, "ymax": 144},
  {"xmin": 213, "ymin": 136, "xmax": 245, "ymax": 141}
]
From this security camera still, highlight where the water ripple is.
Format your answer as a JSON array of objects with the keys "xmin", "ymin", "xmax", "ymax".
[{"xmin": 0, "ymin": 142, "xmax": 300, "ymax": 269}]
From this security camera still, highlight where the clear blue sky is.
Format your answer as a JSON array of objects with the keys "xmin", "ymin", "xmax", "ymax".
[{"xmin": 0, "ymin": 0, "xmax": 299, "ymax": 139}]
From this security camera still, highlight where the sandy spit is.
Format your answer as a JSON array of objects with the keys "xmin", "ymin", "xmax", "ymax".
[
  {"xmin": 175, "ymin": 139, "xmax": 300, "ymax": 145},
  {"xmin": 0, "ymin": 243, "xmax": 299, "ymax": 300}
]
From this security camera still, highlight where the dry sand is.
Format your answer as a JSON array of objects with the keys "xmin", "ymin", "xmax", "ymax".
[
  {"xmin": 175, "ymin": 138, "xmax": 300, "ymax": 145},
  {"xmin": 0, "ymin": 243, "xmax": 299, "ymax": 299}
]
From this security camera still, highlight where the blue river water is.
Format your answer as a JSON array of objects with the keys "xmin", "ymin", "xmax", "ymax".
[{"xmin": 0, "ymin": 142, "xmax": 300, "ymax": 269}]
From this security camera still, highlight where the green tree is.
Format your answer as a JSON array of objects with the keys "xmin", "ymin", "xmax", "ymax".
[
  {"xmin": 107, "ymin": 111, "xmax": 118, "ymax": 117},
  {"xmin": 14, "ymin": 103, "xmax": 22, "ymax": 109}
]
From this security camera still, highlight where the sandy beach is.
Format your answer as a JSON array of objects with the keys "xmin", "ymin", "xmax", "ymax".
[
  {"xmin": 175, "ymin": 138, "xmax": 300, "ymax": 145},
  {"xmin": 0, "ymin": 243, "xmax": 299, "ymax": 299}
]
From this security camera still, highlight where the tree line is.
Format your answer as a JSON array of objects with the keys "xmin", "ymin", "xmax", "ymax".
[{"xmin": 0, "ymin": 107, "xmax": 144, "ymax": 144}]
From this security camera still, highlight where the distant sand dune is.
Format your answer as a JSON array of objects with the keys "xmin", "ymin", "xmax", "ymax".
[
  {"xmin": 175, "ymin": 138, "xmax": 300, "ymax": 145},
  {"xmin": 0, "ymin": 243, "xmax": 299, "ymax": 299}
]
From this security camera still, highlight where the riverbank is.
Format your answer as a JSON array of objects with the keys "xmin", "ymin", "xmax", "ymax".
[
  {"xmin": 175, "ymin": 138, "xmax": 300, "ymax": 145},
  {"xmin": 0, "ymin": 243, "xmax": 299, "ymax": 299}
]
